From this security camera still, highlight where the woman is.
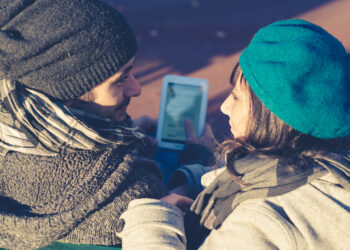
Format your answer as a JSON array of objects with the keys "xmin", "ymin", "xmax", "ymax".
[{"xmin": 117, "ymin": 19, "xmax": 350, "ymax": 249}]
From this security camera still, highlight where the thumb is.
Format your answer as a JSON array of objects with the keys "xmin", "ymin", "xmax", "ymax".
[
  {"xmin": 146, "ymin": 135, "xmax": 157, "ymax": 147},
  {"xmin": 185, "ymin": 119, "xmax": 196, "ymax": 142},
  {"xmin": 177, "ymin": 196, "xmax": 194, "ymax": 212}
]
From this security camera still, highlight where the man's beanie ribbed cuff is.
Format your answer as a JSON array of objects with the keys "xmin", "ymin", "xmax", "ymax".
[
  {"xmin": 0, "ymin": 0, "xmax": 138, "ymax": 100},
  {"xmin": 55, "ymin": 50, "xmax": 133, "ymax": 100}
]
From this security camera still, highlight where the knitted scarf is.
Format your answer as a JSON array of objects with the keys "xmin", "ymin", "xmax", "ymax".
[
  {"xmin": 0, "ymin": 78, "xmax": 145, "ymax": 156},
  {"xmin": 0, "ymin": 79, "xmax": 165, "ymax": 249},
  {"xmin": 185, "ymin": 153, "xmax": 350, "ymax": 249}
]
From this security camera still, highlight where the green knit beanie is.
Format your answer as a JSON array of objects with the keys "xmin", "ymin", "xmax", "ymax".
[{"xmin": 239, "ymin": 19, "xmax": 350, "ymax": 139}]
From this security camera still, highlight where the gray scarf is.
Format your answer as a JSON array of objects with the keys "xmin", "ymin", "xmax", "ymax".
[
  {"xmin": 185, "ymin": 153, "xmax": 350, "ymax": 249},
  {"xmin": 0, "ymin": 79, "xmax": 165, "ymax": 249},
  {"xmin": 0, "ymin": 78, "xmax": 145, "ymax": 156}
]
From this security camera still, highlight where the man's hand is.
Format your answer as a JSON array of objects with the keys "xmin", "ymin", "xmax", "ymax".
[
  {"xmin": 133, "ymin": 115, "xmax": 157, "ymax": 135},
  {"xmin": 133, "ymin": 116, "xmax": 158, "ymax": 154},
  {"xmin": 185, "ymin": 119, "xmax": 217, "ymax": 151},
  {"xmin": 161, "ymin": 193, "xmax": 194, "ymax": 213},
  {"xmin": 169, "ymin": 184, "xmax": 191, "ymax": 197}
]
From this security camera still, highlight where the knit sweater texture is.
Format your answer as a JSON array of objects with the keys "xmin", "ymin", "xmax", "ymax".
[{"xmin": 0, "ymin": 145, "xmax": 165, "ymax": 249}]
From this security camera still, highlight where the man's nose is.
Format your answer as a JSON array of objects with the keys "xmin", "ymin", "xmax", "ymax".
[{"xmin": 124, "ymin": 74, "xmax": 141, "ymax": 98}]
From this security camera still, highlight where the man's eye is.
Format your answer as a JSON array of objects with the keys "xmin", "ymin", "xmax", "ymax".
[
  {"xmin": 115, "ymin": 75, "xmax": 129, "ymax": 85},
  {"xmin": 121, "ymin": 75, "xmax": 130, "ymax": 82}
]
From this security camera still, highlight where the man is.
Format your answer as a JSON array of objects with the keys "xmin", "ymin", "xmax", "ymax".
[{"xmin": 0, "ymin": 0, "xmax": 165, "ymax": 249}]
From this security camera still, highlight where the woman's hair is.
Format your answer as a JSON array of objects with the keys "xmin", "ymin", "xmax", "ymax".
[{"xmin": 218, "ymin": 63, "xmax": 350, "ymax": 180}]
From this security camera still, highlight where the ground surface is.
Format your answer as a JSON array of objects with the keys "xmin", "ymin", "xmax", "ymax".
[{"xmin": 104, "ymin": 0, "xmax": 350, "ymax": 142}]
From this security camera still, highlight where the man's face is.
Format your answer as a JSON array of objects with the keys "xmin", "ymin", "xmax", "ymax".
[{"xmin": 69, "ymin": 57, "xmax": 141, "ymax": 122}]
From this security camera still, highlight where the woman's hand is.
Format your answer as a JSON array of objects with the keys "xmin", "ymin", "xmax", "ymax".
[
  {"xmin": 161, "ymin": 193, "xmax": 194, "ymax": 213},
  {"xmin": 185, "ymin": 119, "xmax": 217, "ymax": 151}
]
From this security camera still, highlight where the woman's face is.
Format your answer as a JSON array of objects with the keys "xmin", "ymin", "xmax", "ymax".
[{"xmin": 220, "ymin": 75, "xmax": 251, "ymax": 141}]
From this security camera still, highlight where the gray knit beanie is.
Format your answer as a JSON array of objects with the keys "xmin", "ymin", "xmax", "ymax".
[{"xmin": 0, "ymin": 0, "xmax": 138, "ymax": 100}]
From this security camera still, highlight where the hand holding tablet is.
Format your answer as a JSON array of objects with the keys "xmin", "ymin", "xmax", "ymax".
[{"xmin": 156, "ymin": 75, "xmax": 209, "ymax": 150}]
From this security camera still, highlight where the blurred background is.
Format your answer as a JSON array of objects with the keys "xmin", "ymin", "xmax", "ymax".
[{"xmin": 103, "ymin": 0, "xmax": 350, "ymax": 142}]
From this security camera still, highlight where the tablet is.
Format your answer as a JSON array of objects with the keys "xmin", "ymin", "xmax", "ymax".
[{"xmin": 156, "ymin": 75, "xmax": 209, "ymax": 150}]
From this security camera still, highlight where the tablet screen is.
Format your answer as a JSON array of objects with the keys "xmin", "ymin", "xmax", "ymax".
[{"xmin": 162, "ymin": 82, "xmax": 203, "ymax": 143}]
